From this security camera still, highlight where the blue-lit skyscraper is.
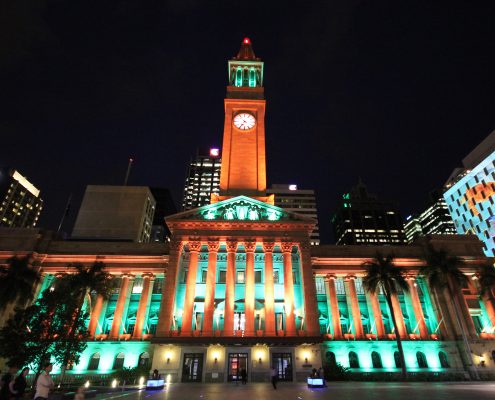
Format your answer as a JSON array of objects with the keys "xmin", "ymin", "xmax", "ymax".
[{"xmin": 444, "ymin": 130, "xmax": 495, "ymax": 256}]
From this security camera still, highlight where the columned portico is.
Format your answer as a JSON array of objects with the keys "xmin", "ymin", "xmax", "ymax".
[
  {"xmin": 224, "ymin": 239, "xmax": 238, "ymax": 336},
  {"xmin": 133, "ymin": 273, "xmax": 154, "ymax": 339},
  {"xmin": 109, "ymin": 274, "xmax": 134, "ymax": 339},
  {"xmin": 281, "ymin": 241, "xmax": 296, "ymax": 336},
  {"xmin": 325, "ymin": 275, "xmax": 342, "ymax": 339},
  {"xmin": 345, "ymin": 276, "xmax": 364, "ymax": 339},
  {"xmin": 407, "ymin": 276, "xmax": 428, "ymax": 339},
  {"xmin": 244, "ymin": 239, "xmax": 256, "ymax": 336},
  {"xmin": 203, "ymin": 240, "xmax": 220, "ymax": 335},
  {"xmin": 181, "ymin": 240, "xmax": 202, "ymax": 336},
  {"xmin": 263, "ymin": 240, "xmax": 276, "ymax": 336}
]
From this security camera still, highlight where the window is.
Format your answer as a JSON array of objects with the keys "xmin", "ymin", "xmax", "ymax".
[
  {"xmin": 394, "ymin": 351, "xmax": 402, "ymax": 368},
  {"xmin": 138, "ymin": 352, "xmax": 150, "ymax": 368},
  {"xmin": 218, "ymin": 270, "xmax": 226, "ymax": 283},
  {"xmin": 348, "ymin": 351, "xmax": 359, "ymax": 368},
  {"xmin": 88, "ymin": 353, "xmax": 100, "ymax": 371},
  {"xmin": 113, "ymin": 352, "xmax": 125, "ymax": 370},
  {"xmin": 274, "ymin": 270, "xmax": 280, "ymax": 283},
  {"xmin": 201, "ymin": 270, "xmax": 207, "ymax": 283},
  {"xmin": 255, "ymin": 270, "xmax": 262, "ymax": 283},
  {"xmin": 416, "ymin": 351, "xmax": 428, "ymax": 368},
  {"xmin": 325, "ymin": 351, "xmax": 336, "ymax": 368},
  {"xmin": 152, "ymin": 278, "xmax": 163, "ymax": 294},
  {"xmin": 438, "ymin": 351, "xmax": 449, "ymax": 368},
  {"xmin": 371, "ymin": 351, "xmax": 382, "ymax": 368},
  {"xmin": 182, "ymin": 268, "xmax": 188, "ymax": 283},
  {"xmin": 237, "ymin": 271, "xmax": 245, "ymax": 284}
]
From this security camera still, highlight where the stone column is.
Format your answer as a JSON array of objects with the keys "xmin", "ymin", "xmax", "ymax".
[
  {"xmin": 223, "ymin": 239, "xmax": 238, "ymax": 336},
  {"xmin": 390, "ymin": 293, "xmax": 407, "ymax": 338},
  {"xmin": 181, "ymin": 240, "xmax": 202, "ymax": 336},
  {"xmin": 203, "ymin": 240, "xmax": 220, "ymax": 336},
  {"xmin": 366, "ymin": 291, "xmax": 385, "ymax": 338},
  {"xmin": 156, "ymin": 240, "xmax": 183, "ymax": 337},
  {"xmin": 244, "ymin": 239, "xmax": 256, "ymax": 336},
  {"xmin": 88, "ymin": 295, "xmax": 105, "ymax": 338},
  {"xmin": 406, "ymin": 277, "xmax": 428, "ymax": 339},
  {"xmin": 281, "ymin": 241, "xmax": 296, "ymax": 336},
  {"xmin": 109, "ymin": 274, "xmax": 133, "ymax": 339},
  {"xmin": 298, "ymin": 242, "xmax": 320, "ymax": 336},
  {"xmin": 344, "ymin": 276, "xmax": 364, "ymax": 339},
  {"xmin": 263, "ymin": 241, "xmax": 276, "ymax": 336},
  {"xmin": 133, "ymin": 273, "xmax": 154, "ymax": 339},
  {"xmin": 325, "ymin": 275, "xmax": 342, "ymax": 339}
]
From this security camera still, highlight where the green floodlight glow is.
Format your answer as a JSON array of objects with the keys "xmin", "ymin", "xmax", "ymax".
[
  {"xmin": 343, "ymin": 193, "xmax": 350, "ymax": 199},
  {"xmin": 200, "ymin": 198, "xmax": 283, "ymax": 222}
]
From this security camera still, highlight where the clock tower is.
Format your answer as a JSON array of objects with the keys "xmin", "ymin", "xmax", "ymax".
[{"xmin": 214, "ymin": 38, "xmax": 273, "ymax": 204}]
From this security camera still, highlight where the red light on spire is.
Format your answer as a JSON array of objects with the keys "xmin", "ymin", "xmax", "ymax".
[{"xmin": 243, "ymin": 37, "xmax": 250, "ymax": 44}]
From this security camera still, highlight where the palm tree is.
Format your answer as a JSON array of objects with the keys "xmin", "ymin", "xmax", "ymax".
[
  {"xmin": 0, "ymin": 255, "xmax": 41, "ymax": 313},
  {"xmin": 58, "ymin": 262, "xmax": 113, "ymax": 385},
  {"xmin": 477, "ymin": 263, "xmax": 495, "ymax": 309},
  {"xmin": 362, "ymin": 253, "xmax": 409, "ymax": 380},
  {"xmin": 420, "ymin": 245, "xmax": 479, "ymax": 380}
]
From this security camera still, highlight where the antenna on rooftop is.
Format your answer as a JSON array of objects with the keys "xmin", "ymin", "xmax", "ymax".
[{"xmin": 124, "ymin": 158, "xmax": 133, "ymax": 186}]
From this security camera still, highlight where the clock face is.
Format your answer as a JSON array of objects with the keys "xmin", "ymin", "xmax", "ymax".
[{"xmin": 233, "ymin": 113, "xmax": 256, "ymax": 130}]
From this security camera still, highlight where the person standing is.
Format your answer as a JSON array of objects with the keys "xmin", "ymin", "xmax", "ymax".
[
  {"xmin": 11, "ymin": 368, "xmax": 29, "ymax": 400},
  {"xmin": 240, "ymin": 368, "xmax": 247, "ymax": 385},
  {"xmin": 270, "ymin": 366, "xmax": 278, "ymax": 390},
  {"xmin": 0, "ymin": 366, "xmax": 18, "ymax": 400},
  {"xmin": 34, "ymin": 363, "xmax": 53, "ymax": 400}
]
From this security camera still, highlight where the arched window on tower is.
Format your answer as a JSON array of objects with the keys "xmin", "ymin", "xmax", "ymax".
[
  {"xmin": 87, "ymin": 353, "xmax": 100, "ymax": 371},
  {"xmin": 348, "ymin": 351, "xmax": 359, "ymax": 368},
  {"xmin": 249, "ymin": 69, "xmax": 256, "ymax": 87},
  {"xmin": 416, "ymin": 351, "xmax": 428, "ymax": 368},
  {"xmin": 371, "ymin": 351, "xmax": 383, "ymax": 368},
  {"xmin": 438, "ymin": 351, "xmax": 450, "ymax": 368},
  {"xmin": 235, "ymin": 68, "xmax": 243, "ymax": 87},
  {"xmin": 243, "ymin": 68, "xmax": 249, "ymax": 86}
]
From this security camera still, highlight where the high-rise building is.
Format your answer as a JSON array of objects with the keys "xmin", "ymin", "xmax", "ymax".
[
  {"xmin": 72, "ymin": 185, "xmax": 156, "ymax": 243},
  {"xmin": 0, "ymin": 168, "xmax": 43, "ymax": 228},
  {"xmin": 332, "ymin": 180, "xmax": 407, "ymax": 245},
  {"xmin": 404, "ymin": 190, "xmax": 456, "ymax": 243},
  {"xmin": 444, "ymin": 130, "xmax": 495, "ymax": 256},
  {"xmin": 267, "ymin": 184, "xmax": 320, "ymax": 245},
  {"xmin": 149, "ymin": 187, "xmax": 177, "ymax": 242},
  {"xmin": 182, "ymin": 148, "xmax": 221, "ymax": 210}
]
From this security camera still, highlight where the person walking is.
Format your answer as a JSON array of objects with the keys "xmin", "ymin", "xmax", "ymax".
[
  {"xmin": 270, "ymin": 366, "xmax": 278, "ymax": 390},
  {"xmin": 0, "ymin": 366, "xmax": 18, "ymax": 400},
  {"xmin": 11, "ymin": 368, "xmax": 29, "ymax": 400},
  {"xmin": 34, "ymin": 363, "xmax": 53, "ymax": 400}
]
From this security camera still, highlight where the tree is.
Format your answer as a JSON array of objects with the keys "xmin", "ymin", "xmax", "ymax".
[
  {"xmin": 57, "ymin": 262, "xmax": 112, "ymax": 385},
  {"xmin": 0, "ymin": 255, "xmax": 41, "ymax": 314},
  {"xmin": 420, "ymin": 245, "xmax": 479, "ymax": 380},
  {"xmin": 362, "ymin": 253, "xmax": 409, "ymax": 380},
  {"xmin": 477, "ymin": 263, "xmax": 495, "ymax": 308}
]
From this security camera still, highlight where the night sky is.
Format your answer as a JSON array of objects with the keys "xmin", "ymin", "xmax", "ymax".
[{"xmin": 1, "ymin": 1, "xmax": 494, "ymax": 243}]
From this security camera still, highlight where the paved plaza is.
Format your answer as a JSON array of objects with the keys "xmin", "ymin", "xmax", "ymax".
[{"xmin": 95, "ymin": 382, "xmax": 495, "ymax": 400}]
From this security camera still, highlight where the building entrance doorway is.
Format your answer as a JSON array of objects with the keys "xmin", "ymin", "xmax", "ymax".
[
  {"xmin": 228, "ymin": 353, "xmax": 248, "ymax": 381},
  {"xmin": 181, "ymin": 353, "xmax": 204, "ymax": 382},
  {"xmin": 272, "ymin": 353, "xmax": 293, "ymax": 381}
]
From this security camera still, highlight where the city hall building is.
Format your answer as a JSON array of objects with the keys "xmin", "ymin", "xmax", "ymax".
[{"xmin": 1, "ymin": 39, "xmax": 495, "ymax": 382}]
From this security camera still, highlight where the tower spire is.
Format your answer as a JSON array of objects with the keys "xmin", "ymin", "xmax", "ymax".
[{"xmin": 235, "ymin": 37, "xmax": 258, "ymax": 61}]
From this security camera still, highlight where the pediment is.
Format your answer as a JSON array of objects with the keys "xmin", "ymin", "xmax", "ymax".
[{"xmin": 166, "ymin": 195, "xmax": 314, "ymax": 224}]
